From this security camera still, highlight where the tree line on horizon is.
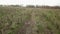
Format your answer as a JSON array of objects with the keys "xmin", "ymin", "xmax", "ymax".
[{"xmin": 0, "ymin": 5, "xmax": 60, "ymax": 9}]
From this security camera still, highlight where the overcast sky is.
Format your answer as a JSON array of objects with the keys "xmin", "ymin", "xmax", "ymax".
[{"xmin": 0, "ymin": 0, "xmax": 60, "ymax": 6}]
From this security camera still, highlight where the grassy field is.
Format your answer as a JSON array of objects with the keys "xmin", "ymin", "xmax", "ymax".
[{"xmin": 0, "ymin": 6, "xmax": 60, "ymax": 34}]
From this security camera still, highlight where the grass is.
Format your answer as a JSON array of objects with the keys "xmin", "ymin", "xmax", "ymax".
[{"xmin": 0, "ymin": 7, "xmax": 60, "ymax": 34}]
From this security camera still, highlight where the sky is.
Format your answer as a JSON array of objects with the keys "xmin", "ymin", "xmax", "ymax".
[{"xmin": 0, "ymin": 0, "xmax": 60, "ymax": 6}]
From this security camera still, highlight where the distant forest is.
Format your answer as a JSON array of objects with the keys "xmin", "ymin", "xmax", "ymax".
[{"xmin": 0, "ymin": 5, "xmax": 60, "ymax": 9}]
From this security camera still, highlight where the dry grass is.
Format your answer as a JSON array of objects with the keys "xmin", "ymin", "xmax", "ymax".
[{"xmin": 0, "ymin": 7, "xmax": 60, "ymax": 34}]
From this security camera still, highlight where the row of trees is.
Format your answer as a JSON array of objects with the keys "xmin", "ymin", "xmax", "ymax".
[
  {"xmin": 0, "ymin": 5, "xmax": 60, "ymax": 9},
  {"xmin": 26, "ymin": 5, "xmax": 60, "ymax": 9}
]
